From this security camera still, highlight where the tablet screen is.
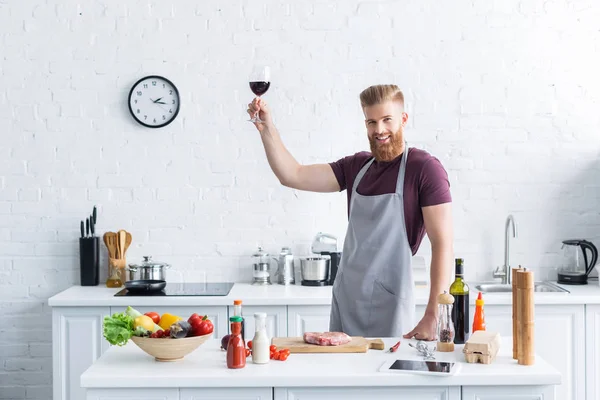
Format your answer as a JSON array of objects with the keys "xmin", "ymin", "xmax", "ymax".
[{"xmin": 388, "ymin": 359, "xmax": 455, "ymax": 374}]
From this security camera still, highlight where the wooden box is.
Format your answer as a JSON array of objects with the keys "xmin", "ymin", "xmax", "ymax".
[{"xmin": 463, "ymin": 331, "xmax": 501, "ymax": 364}]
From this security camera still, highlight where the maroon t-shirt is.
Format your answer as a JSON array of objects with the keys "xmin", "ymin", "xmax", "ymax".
[{"xmin": 329, "ymin": 148, "xmax": 452, "ymax": 255}]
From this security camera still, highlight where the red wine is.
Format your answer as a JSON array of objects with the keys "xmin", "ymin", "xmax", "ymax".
[
  {"xmin": 451, "ymin": 293, "xmax": 470, "ymax": 344},
  {"xmin": 249, "ymin": 81, "xmax": 270, "ymax": 96}
]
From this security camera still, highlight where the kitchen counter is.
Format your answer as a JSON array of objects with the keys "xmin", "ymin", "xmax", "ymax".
[
  {"xmin": 48, "ymin": 280, "xmax": 600, "ymax": 307},
  {"xmin": 80, "ymin": 337, "xmax": 560, "ymax": 400}
]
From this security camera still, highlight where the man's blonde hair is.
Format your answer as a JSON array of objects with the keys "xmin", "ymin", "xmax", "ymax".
[{"xmin": 359, "ymin": 84, "xmax": 405, "ymax": 109}]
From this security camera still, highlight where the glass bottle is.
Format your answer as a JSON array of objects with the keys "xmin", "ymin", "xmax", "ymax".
[
  {"xmin": 233, "ymin": 299, "xmax": 245, "ymax": 344},
  {"xmin": 449, "ymin": 258, "xmax": 470, "ymax": 344},
  {"xmin": 226, "ymin": 316, "xmax": 246, "ymax": 369},
  {"xmin": 437, "ymin": 291, "xmax": 455, "ymax": 352},
  {"xmin": 251, "ymin": 312, "xmax": 270, "ymax": 364}
]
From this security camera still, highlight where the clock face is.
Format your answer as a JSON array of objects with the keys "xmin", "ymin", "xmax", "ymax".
[{"xmin": 128, "ymin": 75, "xmax": 180, "ymax": 128}]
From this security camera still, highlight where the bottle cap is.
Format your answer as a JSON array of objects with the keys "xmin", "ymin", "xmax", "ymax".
[
  {"xmin": 437, "ymin": 291, "xmax": 455, "ymax": 304},
  {"xmin": 254, "ymin": 312, "xmax": 267, "ymax": 319},
  {"xmin": 475, "ymin": 291, "xmax": 484, "ymax": 306},
  {"xmin": 233, "ymin": 300, "xmax": 242, "ymax": 305},
  {"xmin": 230, "ymin": 316, "xmax": 243, "ymax": 323},
  {"xmin": 455, "ymin": 258, "xmax": 464, "ymax": 275}
]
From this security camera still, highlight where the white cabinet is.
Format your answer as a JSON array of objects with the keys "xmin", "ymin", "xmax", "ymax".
[
  {"xmin": 53, "ymin": 307, "xmax": 111, "ymax": 400},
  {"xmin": 86, "ymin": 388, "xmax": 179, "ymax": 400},
  {"xmin": 274, "ymin": 386, "xmax": 460, "ymax": 400},
  {"xmin": 287, "ymin": 306, "xmax": 331, "ymax": 336},
  {"xmin": 482, "ymin": 304, "xmax": 585, "ymax": 400},
  {"xmin": 227, "ymin": 305, "xmax": 287, "ymax": 339},
  {"xmin": 112, "ymin": 306, "xmax": 228, "ymax": 339},
  {"xmin": 586, "ymin": 305, "xmax": 600, "ymax": 400},
  {"xmin": 462, "ymin": 385, "xmax": 555, "ymax": 400},
  {"xmin": 182, "ymin": 387, "xmax": 273, "ymax": 399}
]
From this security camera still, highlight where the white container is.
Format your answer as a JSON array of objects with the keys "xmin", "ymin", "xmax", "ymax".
[{"xmin": 251, "ymin": 312, "xmax": 270, "ymax": 364}]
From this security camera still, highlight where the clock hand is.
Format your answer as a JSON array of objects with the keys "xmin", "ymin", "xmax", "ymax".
[
  {"xmin": 153, "ymin": 97, "xmax": 163, "ymax": 103},
  {"xmin": 155, "ymin": 101, "xmax": 167, "ymax": 104}
]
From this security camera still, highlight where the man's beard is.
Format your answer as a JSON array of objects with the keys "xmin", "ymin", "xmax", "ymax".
[{"xmin": 369, "ymin": 128, "xmax": 405, "ymax": 162}]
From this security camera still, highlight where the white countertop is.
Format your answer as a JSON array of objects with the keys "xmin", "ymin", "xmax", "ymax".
[
  {"xmin": 48, "ymin": 281, "xmax": 600, "ymax": 307},
  {"xmin": 80, "ymin": 337, "xmax": 560, "ymax": 388}
]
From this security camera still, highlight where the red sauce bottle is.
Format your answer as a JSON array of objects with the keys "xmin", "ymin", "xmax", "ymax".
[{"xmin": 227, "ymin": 316, "xmax": 246, "ymax": 369}]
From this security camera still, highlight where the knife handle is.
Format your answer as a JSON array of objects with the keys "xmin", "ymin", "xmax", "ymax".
[{"xmin": 90, "ymin": 214, "xmax": 95, "ymax": 237}]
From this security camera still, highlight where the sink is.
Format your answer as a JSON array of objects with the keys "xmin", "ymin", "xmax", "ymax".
[{"xmin": 474, "ymin": 281, "xmax": 570, "ymax": 294}]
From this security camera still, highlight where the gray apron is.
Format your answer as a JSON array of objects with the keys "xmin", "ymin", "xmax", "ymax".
[{"xmin": 329, "ymin": 146, "xmax": 415, "ymax": 337}]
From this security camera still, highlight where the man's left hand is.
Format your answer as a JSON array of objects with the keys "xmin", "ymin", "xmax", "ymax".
[{"xmin": 403, "ymin": 314, "xmax": 438, "ymax": 341}]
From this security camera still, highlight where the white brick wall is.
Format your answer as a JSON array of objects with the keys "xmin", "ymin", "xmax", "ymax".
[{"xmin": 1, "ymin": 0, "xmax": 599, "ymax": 397}]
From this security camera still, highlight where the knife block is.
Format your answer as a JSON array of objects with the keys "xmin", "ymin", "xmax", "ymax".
[{"xmin": 79, "ymin": 237, "xmax": 99, "ymax": 286}]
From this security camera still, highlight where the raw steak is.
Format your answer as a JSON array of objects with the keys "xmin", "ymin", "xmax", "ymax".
[{"xmin": 303, "ymin": 331, "xmax": 352, "ymax": 346}]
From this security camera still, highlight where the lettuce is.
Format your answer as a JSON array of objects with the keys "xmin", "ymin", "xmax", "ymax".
[{"xmin": 103, "ymin": 312, "xmax": 134, "ymax": 346}]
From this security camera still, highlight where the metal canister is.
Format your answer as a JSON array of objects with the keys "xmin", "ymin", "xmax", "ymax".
[{"xmin": 277, "ymin": 247, "xmax": 295, "ymax": 285}]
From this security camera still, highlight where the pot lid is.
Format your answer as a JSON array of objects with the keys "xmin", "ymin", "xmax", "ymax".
[{"xmin": 128, "ymin": 255, "xmax": 170, "ymax": 269}]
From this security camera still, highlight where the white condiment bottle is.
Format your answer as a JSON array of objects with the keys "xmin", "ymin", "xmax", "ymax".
[{"xmin": 251, "ymin": 312, "xmax": 270, "ymax": 364}]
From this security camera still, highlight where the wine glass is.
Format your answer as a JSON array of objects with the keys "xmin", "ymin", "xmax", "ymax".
[{"xmin": 248, "ymin": 65, "xmax": 271, "ymax": 123}]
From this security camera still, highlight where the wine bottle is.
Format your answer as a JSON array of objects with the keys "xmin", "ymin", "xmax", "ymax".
[{"xmin": 449, "ymin": 258, "xmax": 470, "ymax": 344}]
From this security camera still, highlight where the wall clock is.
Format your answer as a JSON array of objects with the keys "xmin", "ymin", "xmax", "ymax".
[{"xmin": 128, "ymin": 75, "xmax": 180, "ymax": 128}]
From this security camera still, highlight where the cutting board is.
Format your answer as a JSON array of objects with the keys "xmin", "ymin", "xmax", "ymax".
[{"xmin": 271, "ymin": 336, "xmax": 385, "ymax": 353}]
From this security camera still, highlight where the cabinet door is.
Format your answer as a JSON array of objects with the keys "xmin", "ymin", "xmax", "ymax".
[
  {"xmin": 483, "ymin": 304, "xmax": 584, "ymax": 400},
  {"xmin": 112, "ymin": 306, "xmax": 228, "ymax": 339},
  {"xmin": 586, "ymin": 304, "xmax": 600, "ymax": 400},
  {"xmin": 86, "ymin": 388, "xmax": 178, "ymax": 400},
  {"xmin": 274, "ymin": 386, "xmax": 459, "ymax": 400},
  {"xmin": 53, "ymin": 307, "xmax": 111, "ymax": 400},
  {"xmin": 462, "ymin": 385, "xmax": 555, "ymax": 400},
  {"xmin": 287, "ymin": 306, "xmax": 331, "ymax": 336},
  {"xmin": 227, "ymin": 305, "xmax": 287, "ymax": 339},
  {"xmin": 182, "ymin": 387, "xmax": 272, "ymax": 399}
]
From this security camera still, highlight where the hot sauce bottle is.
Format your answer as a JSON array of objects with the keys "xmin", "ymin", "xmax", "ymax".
[{"xmin": 226, "ymin": 316, "xmax": 246, "ymax": 369}]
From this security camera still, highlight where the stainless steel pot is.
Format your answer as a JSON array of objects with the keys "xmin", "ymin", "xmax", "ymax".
[
  {"xmin": 126, "ymin": 256, "xmax": 171, "ymax": 281},
  {"xmin": 299, "ymin": 255, "xmax": 330, "ymax": 282}
]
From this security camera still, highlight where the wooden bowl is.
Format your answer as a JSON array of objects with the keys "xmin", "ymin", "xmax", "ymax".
[{"xmin": 130, "ymin": 334, "xmax": 211, "ymax": 362}]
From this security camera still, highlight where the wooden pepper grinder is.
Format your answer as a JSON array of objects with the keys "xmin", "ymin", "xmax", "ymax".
[
  {"xmin": 517, "ymin": 268, "xmax": 535, "ymax": 365},
  {"xmin": 437, "ymin": 291, "xmax": 456, "ymax": 352}
]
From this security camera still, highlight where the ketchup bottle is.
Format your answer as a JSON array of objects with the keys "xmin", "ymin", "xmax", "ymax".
[
  {"xmin": 227, "ymin": 316, "xmax": 246, "ymax": 369},
  {"xmin": 472, "ymin": 292, "xmax": 486, "ymax": 333}
]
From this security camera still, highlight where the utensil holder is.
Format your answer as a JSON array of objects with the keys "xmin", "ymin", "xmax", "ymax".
[{"xmin": 79, "ymin": 237, "xmax": 99, "ymax": 286}]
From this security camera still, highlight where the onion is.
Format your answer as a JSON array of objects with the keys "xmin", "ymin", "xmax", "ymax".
[{"xmin": 221, "ymin": 334, "xmax": 231, "ymax": 350}]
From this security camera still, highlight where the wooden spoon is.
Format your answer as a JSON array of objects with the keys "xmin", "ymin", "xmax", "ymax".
[
  {"xmin": 117, "ymin": 230, "xmax": 127, "ymax": 260},
  {"xmin": 103, "ymin": 232, "xmax": 116, "ymax": 258},
  {"xmin": 124, "ymin": 231, "xmax": 132, "ymax": 255}
]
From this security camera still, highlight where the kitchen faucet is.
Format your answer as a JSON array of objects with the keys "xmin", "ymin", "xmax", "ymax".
[{"xmin": 493, "ymin": 214, "xmax": 517, "ymax": 284}]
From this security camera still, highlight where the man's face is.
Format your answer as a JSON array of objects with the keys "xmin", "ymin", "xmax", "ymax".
[{"xmin": 363, "ymin": 100, "xmax": 408, "ymax": 162}]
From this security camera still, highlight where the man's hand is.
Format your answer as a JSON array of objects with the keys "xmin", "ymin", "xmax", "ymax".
[
  {"xmin": 403, "ymin": 314, "xmax": 438, "ymax": 341},
  {"xmin": 247, "ymin": 97, "xmax": 274, "ymax": 133}
]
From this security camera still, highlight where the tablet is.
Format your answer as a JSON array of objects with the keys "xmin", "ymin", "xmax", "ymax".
[{"xmin": 379, "ymin": 359, "xmax": 461, "ymax": 376}]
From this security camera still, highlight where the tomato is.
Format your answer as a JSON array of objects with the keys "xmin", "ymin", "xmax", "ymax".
[
  {"xmin": 278, "ymin": 352, "xmax": 289, "ymax": 361},
  {"xmin": 273, "ymin": 350, "xmax": 281, "ymax": 360},
  {"xmin": 247, "ymin": 340, "xmax": 253, "ymax": 349},
  {"xmin": 280, "ymin": 348, "xmax": 290, "ymax": 357},
  {"xmin": 246, "ymin": 348, "xmax": 251, "ymax": 357},
  {"xmin": 269, "ymin": 344, "xmax": 277, "ymax": 352},
  {"xmin": 144, "ymin": 312, "xmax": 160, "ymax": 324}
]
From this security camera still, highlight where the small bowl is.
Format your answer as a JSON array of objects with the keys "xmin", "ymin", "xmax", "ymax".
[{"xmin": 130, "ymin": 334, "xmax": 211, "ymax": 362}]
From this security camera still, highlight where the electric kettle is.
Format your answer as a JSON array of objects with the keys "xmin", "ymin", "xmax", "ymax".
[{"xmin": 557, "ymin": 239, "xmax": 598, "ymax": 285}]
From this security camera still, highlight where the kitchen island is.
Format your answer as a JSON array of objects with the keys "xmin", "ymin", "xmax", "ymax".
[
  {"xmin": 49, "ymin": 282, "xmax": 600, "ymax": 400},
  {"xmin": 81, "ymin": 336, "xmax": 560, "ymax": 400}
]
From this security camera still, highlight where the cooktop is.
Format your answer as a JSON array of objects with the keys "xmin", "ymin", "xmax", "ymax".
[{"xmin": 113, "ymin": 282, "xmax": 234, "ymax": 297}]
